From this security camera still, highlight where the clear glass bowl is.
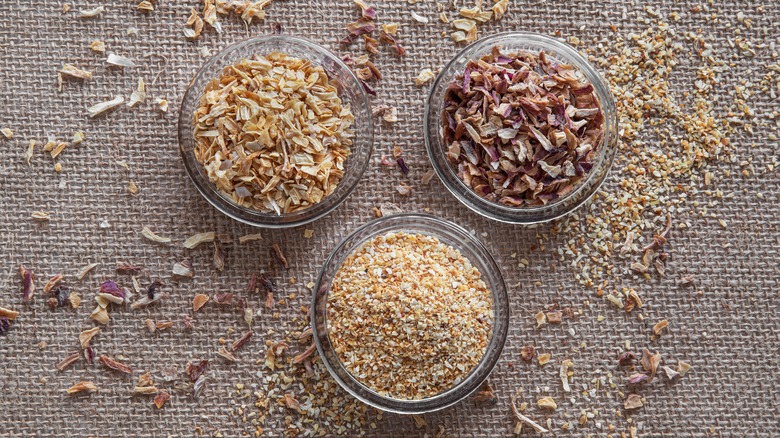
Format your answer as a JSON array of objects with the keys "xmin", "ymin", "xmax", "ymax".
[
  {"xmin": 424, "ymin": 32, "xmax": 618, "ymax": 224},
  {"xmin": 178, "ymin": 36, "xmax": 373, "ymax": 228},
  {"xmin": 311, "ymin": 213, "xmax": 509, "ymax": 414}
]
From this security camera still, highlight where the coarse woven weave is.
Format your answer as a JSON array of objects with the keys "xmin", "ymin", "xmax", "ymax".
[{"xmin": 0, "ymin": 0, "xmax": 778, "ymax": 436}]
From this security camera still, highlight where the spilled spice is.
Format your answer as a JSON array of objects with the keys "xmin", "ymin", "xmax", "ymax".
[
  {"xmin": 624, "ymin": 393, "xmax": 643, "ymax": 410},
  {"xmin": 270, "ymin": 243, "xmax": 288, "ymax": 269},
  {"xmin": 66, "ymin": 381, "xmax": 97, "ymax": 395},
  {"xmin": 520, "ymin": 345, "xmax": 536, "ymax": 362},
  {"xmin": 186, "ymin": 359, "xmax": 209, "ymax": 382},
  {"xmin": 79, "ymin": 327, "xmax": 100, "ymax": 349},
  {"xmin": 154, "ymin": 390, "xmax": 171, "ymax": 409},
  {"xmin": 172, "ymin": 259, "xmax": 194, "ymax": 278},
  {"xmin": 192, "ymin": 294, "xmax": 210, "ymax": 312},
  {"xmin": 56, "ymin": 351, "xmax": 81, "ymax": 371},
  {"xmin": 99, "ymin": 355, "xmax": 134, "ymax": 375},
  {"xmin": 0, "ymin": 317, "xmax": 12, "ymax": 335},
  {"xmin": 231, "ymin": 330, "xmax": 253, "ymax": 352},
  {"xmin": 183, "ymin": 231, "xmax": 215, "ymax": 249},
  {"xmin": 19, "ymin": 265, "xmax": 35, "ymax": 303}
]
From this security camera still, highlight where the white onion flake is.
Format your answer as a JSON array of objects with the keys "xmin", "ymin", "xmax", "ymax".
[
  {"xmin": 106, "ymin": 54, "xmax": 136, "ymax": 68},
  {"xmin": 87, "ymin": 95, "xmax": 125, "ymax": 118}
]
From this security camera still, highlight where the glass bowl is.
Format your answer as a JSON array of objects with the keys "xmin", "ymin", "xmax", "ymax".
[
  {"xmin": 311, "ymin": 213, "xmax": 509, "ymax": 414},
  {"xmin": 424, "ymin": 32, "xmax": 618, "ymax": 224},
  {"xmin": 178, "ymin": 35, "xmax": 373, "ymax": 228}
]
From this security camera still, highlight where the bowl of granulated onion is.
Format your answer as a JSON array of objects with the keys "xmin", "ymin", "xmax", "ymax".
[
  {"xmin": 178, "ymin": 35, "xmax": 373, "ymax": 228},
  {"xmin": 424, "ymin": 32, "xmax": 618, "ymax": 224},
  {"xmin": 311, "ymin": 213, "xmax": 509, "ymax": 414}
]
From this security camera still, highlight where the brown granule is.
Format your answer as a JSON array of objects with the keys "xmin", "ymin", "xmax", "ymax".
[{"xmin": 327, "ymin": 231, "xmax": 493, "ymax": 400}]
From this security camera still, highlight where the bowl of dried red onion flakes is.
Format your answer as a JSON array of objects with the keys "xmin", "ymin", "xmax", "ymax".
[{"xmin": 424, "ymin": 32, "xmax": 618, "ymax": 224}]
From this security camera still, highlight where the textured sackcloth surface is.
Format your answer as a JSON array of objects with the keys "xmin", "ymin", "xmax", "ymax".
[{"xmin": 0, "ymin": 0, "xmax": 778, "ymax": 436}]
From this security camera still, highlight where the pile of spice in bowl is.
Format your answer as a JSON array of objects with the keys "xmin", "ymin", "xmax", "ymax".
[
  {"xmin": 442, "ymin": 47, "xmax": 604, "ymax": 206},
  {"xmin": 178, "ymin": 35, "xmax": 373, "ymax": 228},
  {"xmin": 312, "ymin": 214, "xmax": 509, "ymax": 413},
  {"xmin": 425, "ymin": 32, "xmax": 618, "ymax": 224},
  {"xmin": 328, "ymin": 231, "xmax": 493, "ymax": 399},
  {"xmin": 193, "ymin": 51, "xmax": 354, "ymax": 214}
]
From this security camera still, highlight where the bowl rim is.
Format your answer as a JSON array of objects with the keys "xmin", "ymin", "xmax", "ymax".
[
  {"xmin": 423, "ymin": 31, "xmax": 618, "ymax": 225},
  {"xmin": 177, "ymin": 34, "xmax": 373, "ymax": 229},
  {"xmin": 310, "ymin": 213, "xmax": 510, "ymax": 414}
]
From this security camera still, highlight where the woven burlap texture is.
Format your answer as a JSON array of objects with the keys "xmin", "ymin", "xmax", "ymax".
[{"xmin": 0, "ymin": 0, "xmax": 777, "ymax": 436}]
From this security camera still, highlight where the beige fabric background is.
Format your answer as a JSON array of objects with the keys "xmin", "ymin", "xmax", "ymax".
[{"xmin": 0, "ymin": 0, "xmax": 778, "ymax": 436}]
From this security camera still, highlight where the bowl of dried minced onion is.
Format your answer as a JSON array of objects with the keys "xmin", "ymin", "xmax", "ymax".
[
  {"xmin": 311, "ymin": 213, "xmax": 509, "ymax": 414},
  {"xmin": 424, "ymin": 32, "xmax": 618, "ymax": 224},
  {"xmin": 178, "ymin": 35, "xmax": 373, "ymax": 228}
]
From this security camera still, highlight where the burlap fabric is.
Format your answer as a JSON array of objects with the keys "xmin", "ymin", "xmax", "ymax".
[{"xmin": 1, "ymin": 0, "xmax": 777, "ymax": 436}]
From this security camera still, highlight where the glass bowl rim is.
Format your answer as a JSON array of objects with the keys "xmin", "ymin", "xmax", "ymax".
[
  {"xmin": 423, "ymin": 31, "xmax": 618, "ymax": 225},
  {"xmin": 310, "ymin": 212, "xmax": 510, "ymax": 414},
  {"xmin": 177, "ymin": 34, "xmax": 373, "ymax": 229}
]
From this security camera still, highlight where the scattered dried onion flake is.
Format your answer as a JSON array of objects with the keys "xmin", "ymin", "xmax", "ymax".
[
  {"xmin": 641, "ymin": 349, "xmax": 662, "ymax": 379},
  {"xmin": 56, "ymin": 351, "xmax": 81, "ymax": 371},
  {"xmin": 87, "ymin": 95, "xmax": 125, "ymax": 118},
  {"xmin": 79, "ymin": 6, "xmax": 104, "ymax": 18},
  {"xmin": 99, "ymin": 355, "xmax": 133, "ymax": 375},
  {"xmin": 127, "ymin": 78, "xmax": 146, "ymax": 107},
  {"xmin": 79, "ymin": 327, "xmax": 100, "ymax": 350},
  {"xmin": 492, "ymin": 0, "xmax": 509, "ymax": 20},
  {"xmin": 31, "ymin": 211, "xmax": 50, "ymax": 221},
  {"xmin": 0, "ymin": 307, "xmax": 20, "ymax": 320},
  {"xmin": 410, "ymin": 11, "xmax": 429, "ymax": 23},
  {"xmin": 184, "ymin": 8, "xmax": 204, "ymax": 39},
  {"xmin": 624, "ymin": 393, "xmax": 643, "ymax": 410},
  {"xmin": 60, "ymin": 64, "xmax": 92, "ymax": 80},
  {"xmin": 24, "ymin": 140, "xmax": 35, "ymax": 164},
  {"xmin": 68, "ymin": 291, "xmax": 82, "ymax": 309},
  {"xmin": 89, "ymin": 40, "xmax": 106, "ymax": 53},
  {"xmin": 218, "ymin": 347, "xmax": 237, "ymax": 362},
  {"xmin": 537, "ymin": 396, "xmax": 557, "ymax": 410},
  {"xmin": 90, "ymin": 306, "xmax": 109, "ymax": 325},
  {"xmin": 183, "ymin": 232, "xmax": 215, "ymax": 249},
  {"xmin": 653, "ymin": 319, "xmax": 669, "ymax": 335},
  {"xmin": 155, "ymin": 98, "xmax": 168, "ymax": 112},
  {"xmin": 106, "ymin": 54, "xmax": 136, "ymax": 68},
  {"xmin": 239, "ymin": 233, "xmax": 263, "ymax": 244},
  {"xmin": 415, "ymin": 68, "xmax": 435, "ymax": 86},
  {"xmin": 560, "ymin": 359, "xmax": 573, "ymax": 392},
  {"xmin": 141, "ymin": 226, "xmax": 171, "ymax": 243},
  {"xmin": 172, "ymin": 259, "xmax": 194, "ymax": 278},
  {"xmin": 677, "ymin": 361, "xmax": 691, "ymax": 376},
  {"xmin": 76, "ymin": 262, "xmax": 99, "ymax": 279},
  {"xmin": 66, "ymin": 381, "xmax": 97, "ymax": 394},
  {"xmin": 154, "ymin": 390, "xmax": 170, "ymax": 408},
  {"xmin": 137, "ymin": 0, "xmax": 154, "ymax": 11},
  {"xmin": 192, "ymin": 294, "xmax": 209, "ymax": 312},
  {"xmin": 511, "ymin": 389, "xmax": 549, "ymax": 433},
  {"xmin": 662, "ymin": 366, "xmax": 680, "ymax": 380},
  {"xmin": 133, "ymin": 385, "xmax": 158, "ymax": 395}
]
